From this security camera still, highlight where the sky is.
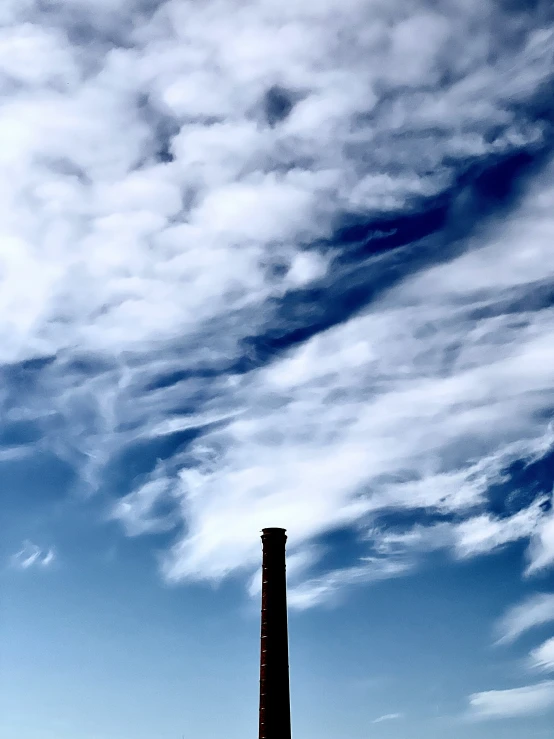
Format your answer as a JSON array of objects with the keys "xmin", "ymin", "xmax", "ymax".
[{"xmin": 1, "ymin": 0, "xmax": 554, "ymax": 737}]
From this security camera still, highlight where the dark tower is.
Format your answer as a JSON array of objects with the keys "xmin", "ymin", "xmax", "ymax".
[{"xmin": 258, "ymin": 528, "xmax": 292, "ymax": 739}]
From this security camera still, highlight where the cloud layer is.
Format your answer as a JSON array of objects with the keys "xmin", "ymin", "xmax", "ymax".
[{"xmin": 1, "ymin": 0, "xmax": 553, "ymax": 600}]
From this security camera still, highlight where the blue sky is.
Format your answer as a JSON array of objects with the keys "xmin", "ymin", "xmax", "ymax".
[{"xmin": 1, "ymin": 0, "xmax": 554, "ymax": 737}]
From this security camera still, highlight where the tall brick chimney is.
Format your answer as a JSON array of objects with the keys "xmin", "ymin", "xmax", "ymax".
[{"xmin": 258, "ymin": 528, "xmax": 292, "ymax": 739}]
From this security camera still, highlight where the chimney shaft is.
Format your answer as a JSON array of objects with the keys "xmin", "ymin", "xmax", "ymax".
[{"xmin": 258, "ymin": 528, "xmax": 292, "ymax": 739}]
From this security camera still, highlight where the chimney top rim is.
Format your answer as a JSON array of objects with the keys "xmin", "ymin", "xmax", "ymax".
[{"xmin": 261, "ymin": 527, "xmax": 287, "ymax": 535}]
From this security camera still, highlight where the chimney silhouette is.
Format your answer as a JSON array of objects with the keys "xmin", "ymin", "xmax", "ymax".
[{"xmin": 258, "ymin": 528, "xmax": 292, "ymax": 739}]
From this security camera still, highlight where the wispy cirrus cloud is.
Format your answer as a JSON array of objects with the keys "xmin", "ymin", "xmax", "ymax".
[
  {"xmin": 455, "ymin": 500, "xmax": 549, "ymax": 561},
  {"xmin": 467, "ymin": 681, "xmax": 554, "ymax": 720},
  {"xmin": 0, "ymin": 0, "xmax": 553, "ymax": 604},
  {"xmin": 10, "ymin": 541, "xmax": 56, "ymax": 570},
  {"xmin": 468, "ymin": 592, "xmax": 554, "ymax": 723},
  {"xmin": 286, "ymin": 558, "xmax": 413, "ymax": 610},
  {"xmin": 495, "ymin": 593, "xmax": 554, "ymax": 645},
  {"xmin": 372, "ymin": 712, "xmax": 403, "ymax": 724},
  {"xmin": 371, "ymin": 497, "xmax": 549, "ymax": 562},
  {"xmin": 527, "ymin": 510, "xmax": 554, "ymax": 576},
  {"xmin": 530, "ymin": 638, "xmax": 554, "ymax": 674}
]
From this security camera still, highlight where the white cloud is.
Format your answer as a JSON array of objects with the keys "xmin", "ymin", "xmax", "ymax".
[
  {"xmin": 455, "ymin": 500, "xmax": 548, "ymax": 560},
  {"xmin": 467, "ymin": 681, "xmax": 554, "ymax": 720},
  {"xmin": 0, "ymin": 0, "xmax": 553, "ymax": 603},
  {"xmin": 110, "ymin": 476, "xmax": 178, "ymax": 536},
  {"xmin": 372, "ymin": 713, "xmax": 403, "ymax": 724},
  {"xmin": 370, "ymin": 522, "xmax": 455, "ymax": 556},
  {"xmin": 10, "ymin": 541, "xmax": 56, "ymax": 570},
  {"xmin": 366, "ymin": 500, "xmax": 548, "ymax": 572},
  {"xmin": 530, "ymin": 638, "xmax": 554, "ymax": 674},
  {"xmin": 495, "ymin": 593, "xmax": 554, "ymax": 645},
  {"xmin": 1, "ymin": 0, "xmax": 552, "ymax": 361},
  {"xmin": 286, "ymin": 558, "xmax": 412, "ymax": 610},
  {"xmin": 158, "ymin": 160, "xmax": 554, "ymax": 585},
  {"xmin": 527, "ymin": 510, "xmax": 554, "ymax": 575}
]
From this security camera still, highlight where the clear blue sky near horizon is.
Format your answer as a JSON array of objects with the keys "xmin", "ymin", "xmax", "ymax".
[{"xmin": 1, "ymin": 1, "xmax": 554, "ymax": 738}]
